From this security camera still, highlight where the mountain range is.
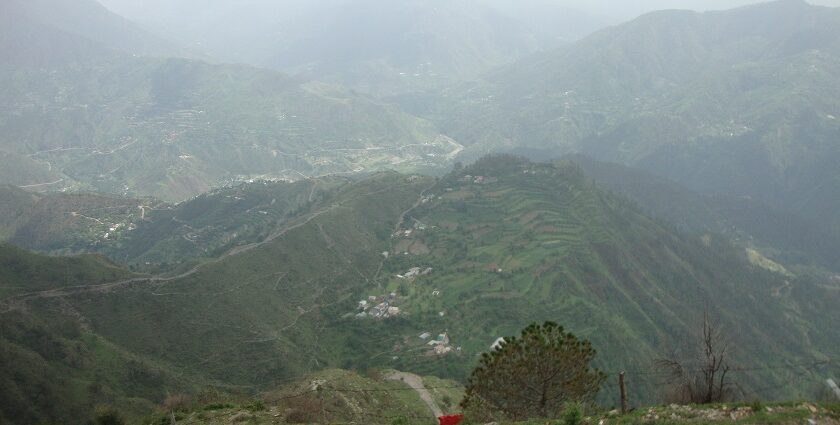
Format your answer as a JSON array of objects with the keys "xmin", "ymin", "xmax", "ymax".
[
  {"xmin": 0, "ymin": 0, "xmax": 457, "ymax": 201},
  {"xmin": 2, "ymin": 157, "xmax": 838, "ymax": 423},
  {"xmin": 3, "ymin": 1, "xmax": 840, "ymax": 423},
  {"xmin": 429, "ymin": 0, "xmax": 840, "ymax": 236},
  {"xmin": 96, "ymin": 0, "xmax": 609, "ymax": 95}
]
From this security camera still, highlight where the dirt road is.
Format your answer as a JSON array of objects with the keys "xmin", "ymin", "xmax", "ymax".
[{"xmin": 386, "ymin": 371, "xmax": 442, "ymax": 418}]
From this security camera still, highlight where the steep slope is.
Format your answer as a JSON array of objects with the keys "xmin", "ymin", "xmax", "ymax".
[
  {"xmin": 567, "ymin": 156, "xmax": 840, "ymax": 271},
  {"xmin": 437, "ymin": 0, "xmax": 840, "ymax": 233},
  {"xmin": 2, "ymin": 158, "xmax": 838, "ymax": 419},
  {"xmin": 0, "ymin": 245, "xmax": 208, "ymax": 425},
  {"xmin": 0, "ymin": 185, "xmax": 144, "ymax": 255},
  {"xmin": 0, "ymin": 173, "xmax": 433, "ymax": 423},
  {"xmin": 0, "ymin": 173, "xmax": 436, "ymax": 417},
  {"xmin": 376, "ymin": 156, "xmax": 840, "ymax": 401},
  {"xmin": 98, "ymin": 0, "xmax": 607, "ymax": 95},
  {"xmin": 0, "ymin": 0, "xmax": 178, "ymax": 67},
  {"xmin": 0, "ymin": 179, "xmax": 362, "ymax": 272},
  {"xmin": 0, "ymin": 57, "xmax": 449, "ymax": 200}
]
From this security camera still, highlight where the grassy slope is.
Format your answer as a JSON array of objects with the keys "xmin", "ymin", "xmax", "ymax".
[
  {"xmin": 0, "ymin": 243, "xmax": 132, "ymax": 298},
  {"xmin": 38, "ymin": 173, "xmax": 432, "ymax": 385},
  {"xmin": 373, "ymin": 156, "xmax": 840, "ymax": 403},
  {"xmin": 0, "ymin": 245, "xmax": 210, "ymax": 425},
  {"xmin": 145, "ymin": 368, "xmax": 463, "ymax": 424},
  {"xmin": 2, "ymin": 158, "xmax": 839, "ymax": 422},
  {"xmin": 0, "ymin": 179, "xmax": 344, "ymax": 271},
  {"xmin": 0, "ymin": 174, "xmax": 431, "ymax": 423}
]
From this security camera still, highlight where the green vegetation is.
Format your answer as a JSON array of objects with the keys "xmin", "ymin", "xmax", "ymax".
[
  {"xmin": 570, "ymin": 155, "xmax": 840, "ymax": 272},
  {"xmin": 1, "ymin": 156, "xmax": 838, "ymax": 423},
  {"xmin": 136, "ymin": 369, "xmax": 462, "ymax": 424},
  {"xmin": 462, "ymin": 322, "xmax": 604, "ymax": 421},
  {"xmin": 1, "ymin": 178, "xmax": 353, "ymax": 272},
  {"xmin": 428, "ymin": 0, "xmax": 840, "ymax": 237},
  {"xmin": 0, "ymin": 56, "xmax": 446, "ymax": 201}
]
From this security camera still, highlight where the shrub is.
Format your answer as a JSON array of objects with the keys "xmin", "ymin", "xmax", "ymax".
[
  {"xmin": 245, "ymin": 400, "xmax": 266, "ymax": 412},
  {"xmin": 390, "ymin": 416, "xmax": 410, "ymax": 425},
  {"xmin": 163, "ymin": 393, "xmax": 193, "ymax": 412},
  {"xmin": 563, "ymin": 403, "xmax": 583, "ymax": 425},
  {"xmin": 285, "ymin": 397, "xmax": 321, "ymax": 424},
  {"xmin": 93, "ymin": 405, "xmax": 125, "ymax": 425}
]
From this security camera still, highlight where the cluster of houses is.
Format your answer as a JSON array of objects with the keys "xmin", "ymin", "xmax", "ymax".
[
  {"xmin": 355, "ymin": 293, "xmax": 401, "ymax": 319},
  {"xmin": 396, "ymin": 266, "xmax": 433, "ymax": 280},
  {"xmin": 419, "ymin": 331, "xmax": 460, "ymax": 356},
  {"xmin": 460, "ymin": 175, "xmax": 486, "ymax": 184},
  {"xmin": 394, "ymin": 220, "xmax": 430, "ymax": 240}
]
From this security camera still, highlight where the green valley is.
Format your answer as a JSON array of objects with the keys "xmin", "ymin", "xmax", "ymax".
[{"xmin": 4, "ymin": 1, "xmax": 840, "ymax": 423}]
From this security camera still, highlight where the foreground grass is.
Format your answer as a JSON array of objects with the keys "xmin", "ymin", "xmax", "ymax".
[{"xmin": 139, "ymin": 402, "xmax": 840, "ymax": 424}]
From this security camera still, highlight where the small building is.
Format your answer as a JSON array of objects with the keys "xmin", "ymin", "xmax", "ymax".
[
  {"xmin": 387, "ymin": 306, "xmax": 400, "ymax": 316},
  {"xmin": 419, "ymin": 332, "xmax": 432, "ymax": 340},
  {"xmin": 434, "ymin": 345, "xmax": 452, "ymax": 355},
  {"xmin": 405, "ymin": 267, "xmax": 422, "ymax": 278},
  {"xmin": 491, "ymin": 337, "xmax": 506, "ymax": 351}
]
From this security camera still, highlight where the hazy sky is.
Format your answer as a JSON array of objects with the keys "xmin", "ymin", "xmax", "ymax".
[
  {"xmin": 99, "ymin": 0, "xmax": 840, "ymax": 24},
  {"xmin": 565, "ymin": 0, "xmax": 840, "ymax": 20}
]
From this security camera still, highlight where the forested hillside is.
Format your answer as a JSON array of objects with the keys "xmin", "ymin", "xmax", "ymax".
[{"xmin": 3, "ymin": 158, "xmax": 838, "ymax": 422}]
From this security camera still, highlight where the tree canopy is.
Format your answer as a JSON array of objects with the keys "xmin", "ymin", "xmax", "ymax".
[{"xmin": 461, "ymin": 321, "xmax": 605, "ymax": 420}]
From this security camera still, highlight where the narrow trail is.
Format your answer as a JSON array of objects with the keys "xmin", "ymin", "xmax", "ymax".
[
  {"xmin": 387, "ymin": 371, "xmax": 443, "ymax": 418},
  {"xmin": 373, "ymin": 181, "xmax": 437, "ymax": 286},
  {"xmin": 0, "ymin": 202, "xmax": 341, "ymax": 312},
  {"xmin": 18, "ymin": 179, "xmax": 65, "ymax": 188}
]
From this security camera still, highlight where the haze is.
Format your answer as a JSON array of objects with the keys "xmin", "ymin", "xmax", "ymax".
[
  {"xmin": 99, "ymin": 0, "xmax": 840, "ymax": 24},
  {"xmin": 3, "ymin": 0, "xmax": 840, "ymax": 422}
]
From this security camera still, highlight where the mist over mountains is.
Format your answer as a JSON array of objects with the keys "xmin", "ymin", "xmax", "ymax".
[{"xmin": 2, "ymin": 1, "xmax": 840, "ymax": 423}]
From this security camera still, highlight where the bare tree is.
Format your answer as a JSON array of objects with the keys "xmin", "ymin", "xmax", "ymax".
[{"xmin": 656, "ymin": 311, "xmax": 733, "ymax": 404}]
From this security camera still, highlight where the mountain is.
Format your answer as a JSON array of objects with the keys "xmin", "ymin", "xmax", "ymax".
[
  {"xmin": 0, "ymin": 242, "xmax": 462, "ymax": 423},
  {"xmin": 433, "ymin": 0, "xmax": 840, "ymax": 237},
  {"xmin": 565, "ymin": 155, "xmax": 840, "ymax": 271},
  {"xmin": 0, "ymin": 0, "xmax": 179, "ymax": 67},
  {"xmin": 0, "ymin": 56, "xmax": 451, "ymax": 201},
  {"xmin": 0, "ymin": 244, "xmax": 208, "ymax": 424},
  {"xmin": 0, "ymin": 172, "xmax": 434, "ymax": 423},
  {"xmin": 2, "ymin": 157, "xmax": 838, "ymax": 423},
  {"xmin": 97, "ymin": 0, "xmax": 608, "ymax": 95},
  {"xmin": 0, "ymin": 179, "xmax": 346, "ymax": 272}
]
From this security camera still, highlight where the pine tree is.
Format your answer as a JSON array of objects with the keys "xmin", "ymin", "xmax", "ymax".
[{"xmin": 461, "ymin": 321, "xmax": 605, "ymax": 420}]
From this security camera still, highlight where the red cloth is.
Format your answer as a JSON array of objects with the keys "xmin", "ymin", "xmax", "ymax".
[{"xmin": 438, "ymin": 414, "xmax": 464, "ymax": 425}]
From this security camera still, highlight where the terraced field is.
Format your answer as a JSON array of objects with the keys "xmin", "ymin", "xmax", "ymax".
[{"xmin": 368, "ymin": 156, "xmax": 840, "ymax": 403}]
